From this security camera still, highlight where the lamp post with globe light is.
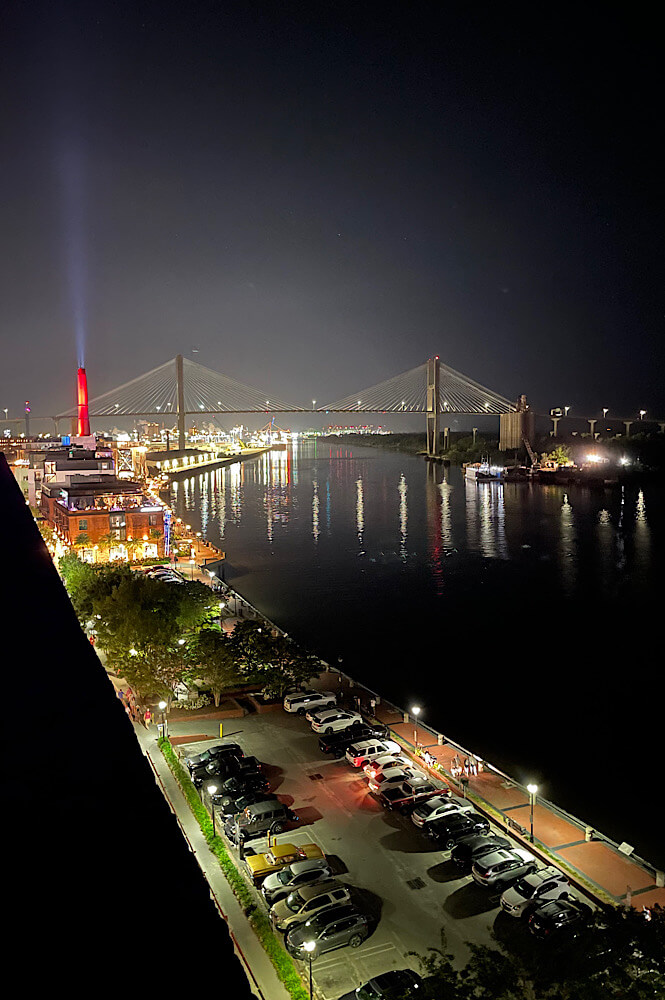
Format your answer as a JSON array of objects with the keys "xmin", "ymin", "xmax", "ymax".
[
  {"xmin": 527, "ymin": 784, "xmax": 538, "ymax": 842},
  {"xmin": 411, "ymin": 705, "xmax": 421, "ymax": 748},
  {"xmin": 208, "ymin": 785, "xmax": 217, "ymax": 836},
  {"xmin": 158, "ymin": 700, "xmax": 167, "ymax": 739},
  {"xmin": 303, "ymin": 940, "xmax": 316, "ymax": 998}
]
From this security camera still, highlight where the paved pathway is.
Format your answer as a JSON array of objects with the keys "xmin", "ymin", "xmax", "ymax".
[{"xmin": 133, "ymin": 723, "xmax": 291, "ymax": 1000}]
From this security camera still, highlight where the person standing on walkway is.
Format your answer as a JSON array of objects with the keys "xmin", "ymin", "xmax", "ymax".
[
  {"xmin": 370, "ymin": 697, "xmax": 376, "ymax": 717},
  {"xmin": 144, "ymin": 708, "xmax": 152, "ymax": 728}
]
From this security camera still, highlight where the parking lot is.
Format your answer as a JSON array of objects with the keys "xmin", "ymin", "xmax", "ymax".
[{"xmin": 172, "ymin": 707, "xmax": 549, "ymax": 999}]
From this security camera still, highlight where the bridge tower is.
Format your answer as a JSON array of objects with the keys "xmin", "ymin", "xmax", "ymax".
[
  {"xmin": 176, "ymin": 354, "xmax": 186, "ymax": 450},
  {"xmin": 426, "ymin": 357, "xmax": 440, "ymax": 457}
]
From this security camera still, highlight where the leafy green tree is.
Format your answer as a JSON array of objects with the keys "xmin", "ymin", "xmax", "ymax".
[
  {"xmin": 541, "ymin": 445, "xmax": 572, "ymax": 465},
  {"xmin": 70, "ymin": 571, "xmax": 217, "ymax": 697},
  {"xmin": 227, "ymin": 622, "xmax": 320, "ymax": 698},
  {"xmin": 59, "ymin": 555, "xmax": 134, "ymax": 621},
  {"xmin": 227, "ymin": 620, "xmax": 274, "ymax": 676},
  {"xmin": 187, "ymin": 628, "xmax": 242, "ymax": 705}
]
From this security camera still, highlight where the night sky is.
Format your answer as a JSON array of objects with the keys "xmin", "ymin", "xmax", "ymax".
[{"xmin": 1, "ymin": 2, "xmax": 663, "ymax": 424}]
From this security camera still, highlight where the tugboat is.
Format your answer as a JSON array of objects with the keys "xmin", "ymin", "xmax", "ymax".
[{"xmin": 464, "ymin": 460, "xmax": 504, "ymax": 482}]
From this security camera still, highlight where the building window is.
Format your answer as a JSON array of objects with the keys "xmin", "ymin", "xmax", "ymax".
[
  {"xmin": 78, "ymin": 519, "xmax": 88, "ymax": 531},
  {"xmin": 112, "ymin": 527, "xmax": 127, "ymax": 541},
  {"xmin": 148, "ymin": 514, "xmax": 160, "ymax": 526}
]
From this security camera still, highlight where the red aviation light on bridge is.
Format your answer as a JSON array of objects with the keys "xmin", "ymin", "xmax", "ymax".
[{"xmin": 77, "ymin": 367, "xmax": 91, "ymax": 436}]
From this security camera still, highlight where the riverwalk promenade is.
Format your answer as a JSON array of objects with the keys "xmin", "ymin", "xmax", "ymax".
[{"xmin": 328, "ymin": 673, "xmax": 665, "ymax": 912}]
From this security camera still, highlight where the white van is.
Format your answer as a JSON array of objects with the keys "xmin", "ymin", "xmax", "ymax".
[{"xmin": 283, "ymin": 690, "xmax": 337, "ymax": 715}]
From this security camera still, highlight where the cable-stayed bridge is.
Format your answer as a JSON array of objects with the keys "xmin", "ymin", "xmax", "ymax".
[{"xmin": 55, "ymin": 354, "xmax": 516, "ymax": 456}]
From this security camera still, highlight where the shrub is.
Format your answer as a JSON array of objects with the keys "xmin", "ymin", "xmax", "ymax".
[{"xmin": 158, "ymin": 738, "xmax": 309, "ymax": 999}]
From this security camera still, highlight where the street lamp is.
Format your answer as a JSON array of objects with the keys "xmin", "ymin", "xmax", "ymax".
[
  {"xmin": 189, "ymin": 558, "xmax": 195, "ymax": 579},
  {"xmin": 411, "ymin": 705, "xmax": 421, "ymax": 747},
  {"xmin": 312, "ymin": 399, "xmax": 316, "ymax": 410},
  {"xmin": 603, "ymin": 408, "xmax": 609, "ymax": 419},
  {"xmin": 208, "ymin": 784, "xmax": 217, "ymax": 836},
  {"xmin": 527, "ymin": 783, "xmax": 538, "ymax": 843},
  {"xmin": 564, "ymin": 406, "xmax": 570, "ymax": 417},
  {"xmin": 159, "ymin": 699, "xmax": 167, "ymax": 740},
  {"xmin": 302, "ymin": 940, "xmax": 316, "ymax": 999},
  {"xmin": 639, "ymin": 409, "xmax": 647, "ymax": 420}
]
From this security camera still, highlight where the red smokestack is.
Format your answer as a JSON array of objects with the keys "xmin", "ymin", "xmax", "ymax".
[{"xmin": 77, "ymin": 367, "xmax": 91, "ymax": 436}]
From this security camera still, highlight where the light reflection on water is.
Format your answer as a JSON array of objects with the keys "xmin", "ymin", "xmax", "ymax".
[{"xmin": 170, "ymin": 444, "xmax": 656, "ymax": 607}]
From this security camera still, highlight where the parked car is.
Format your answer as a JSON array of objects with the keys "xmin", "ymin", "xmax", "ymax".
[
  {"xmin": 184, "ymin": 742, "xmax": 244, "ymax": 771},
  {"xmin": 500, "ymin": 867, "xmax": 570, "ymax": 918},
  {"xmin": 285, "ymin": 904, "xmax": 369, "ymax": 958},
  {"xmin": 354, "ymin": 969, "xmax": 424, "ymax": 998},
  {"xmin": 363, "ymin": 753, "xmax": 408, "ymax": 777},
  {"xmin": 368, "ymin": 765, "xmax": 419, "ymax": 794},
  {"xmin": 193, "ymin": 755, "xmax": 262, "ymax": 787},
  {"xmin": 472, "ymin": 848, "xmax": 537, "ymax": 889},
  {"xmin": 318, "ymin": 725, "xmax": 388, "ymax": 757},
  {"xmin": 283, "ymin": 690, "xmax": 337, "ymax": 715},
  {"xmin": 309, "ymin": 710, "xmax": 364, "ymax": 734},
  {"xmin": 451, "ymin": 833, "xmax": 511, "ymax": 869},
  {"xmin": 271, "ymin": 879, "xmax": 352, "ymax": 932},
  {"xmin": 216, "ymin": 772, "xmax": 269, "ymax": 800},
  {"xmin": 412, "ymin": 793, "xmax": 471, "ymax": 829},
  {"xmin": 262, "ymin": 858, "xmax": 334, "ymax": 906},
  {"xmin": 224, "ymin": 799, "xmax": 299, "ymax": 844},
  {"xmin": 216, "ymin": 789, "xmax": 275, "ymax": 817},
  {"xmin": 425, "ymin": 811, "xmax": 490, "ymax": 848},
  {"xmin": 345, "ymin": 739, "xmax": 402, "ymax": 768},
  {"xmin": 528, "ymin": 897, "xmax": 592, "ymax": 940},
  {"xmin": 245, "ymin": 842, "xmax": 325, "ymax": 884},
  {"xmin": 377, "ymin": 776, "xmax": 441, "ymax": 812}
]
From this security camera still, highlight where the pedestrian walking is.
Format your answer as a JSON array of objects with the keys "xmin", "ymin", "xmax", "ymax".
[
  {"xmin": 463, "ymin": 757, "xmax": 470, "ymax": 775},
  {"xmin": 370, "ymin": 697, "xmax": 376, "ymax": 717},
  {"xmin": 144, "ymin": 709, "xmax": 152, "ymax": 727}
]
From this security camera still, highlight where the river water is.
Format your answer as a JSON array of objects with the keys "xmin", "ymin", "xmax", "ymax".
[{"xmin": 170, "ymin": 440, "xmax": 663, "ymax": 865}]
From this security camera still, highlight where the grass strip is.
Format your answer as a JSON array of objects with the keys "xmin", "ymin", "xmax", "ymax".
[{"xmin": 158, "ymin": 738, "xmax": 309, "ymax": 1000}]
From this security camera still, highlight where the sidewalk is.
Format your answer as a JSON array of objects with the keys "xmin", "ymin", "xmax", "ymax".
[{"xmin": 133, "ymin": 723, "xmax": 291, "ymax": 1000}]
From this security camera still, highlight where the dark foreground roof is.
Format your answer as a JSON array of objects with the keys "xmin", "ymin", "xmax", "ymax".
[{"xmin": 0, "ymin": 453, "xmax": 253, "ymax": 996}]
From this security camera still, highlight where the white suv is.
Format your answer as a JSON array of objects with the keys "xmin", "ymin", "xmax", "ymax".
[
  {"xmin": 309, "ymin": 709, "xmax": 363, "ymax": 734},
  {"xmin": 283, "ymin": 691, "xmax": 336, "ymax": 715},
  {"xmin": 500, "ymin": 867, "xmax": 570, "ymax": 917},
  {"xmin": 345, "ymin": 739, "xmax": 401, "ymax": 768}
]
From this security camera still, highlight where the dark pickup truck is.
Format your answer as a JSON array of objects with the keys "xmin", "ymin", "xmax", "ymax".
[
  {"xmin": 318, "ymin": 723, "xmax": 388, "ymax": 757},
  {"xmin": 376, "ymin": 776, "xmax": 441, "ymax": 813}
]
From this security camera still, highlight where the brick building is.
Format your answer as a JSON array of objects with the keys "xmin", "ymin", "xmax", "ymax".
[{"xmin": 40, "ymin": 476, "xmax": 165, "ymax": 561}]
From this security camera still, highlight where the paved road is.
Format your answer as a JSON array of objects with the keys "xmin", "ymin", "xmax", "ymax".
[{"xmin": 172, "ymin": 710, "xmax": 518, "ymax": 1000}]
